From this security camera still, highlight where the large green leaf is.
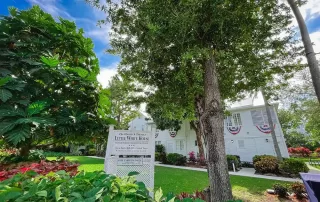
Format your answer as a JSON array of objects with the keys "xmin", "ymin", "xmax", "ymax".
[
  {"xmin": 0, "ymin": 107, "xmax": 25, "ymax": 117},
  {"xmin": 27, "ymin": 101, "xmax": 47, "ymax": 116},
  {"xmin": 15, "ymin": 117, "xmax": 55, "ymax": 125},
  {"xmin": 5, "ymin": 82, "xmax": 26, "ymax": 91},
  {"xmin": 71, "ymin": 67, "xmax": 89, "ymax": 78},
  {"xmin": 0, "ymin": 77, "xmax": 12, "ymax": 87},
  {"xmin": 41, "ymin": 56, "xmax": 59, "ymax": 67},
  {"xmin": 0, "ymin": 68, "xmax": 11, "ymax": 76},
  {"xmin": 21, "ymin": 59, "xmax": 42, "ymax": 66},
  {"xmin": 5, "ymin": 125, "xmax": 31, "ymax": 145},
  {"xmin": 0, "ymin": 122, "xmax": 15, "ymax": 136},
  {"xmin": 0, "ymin": 88, "xmax": 12, "ymax": 102}
]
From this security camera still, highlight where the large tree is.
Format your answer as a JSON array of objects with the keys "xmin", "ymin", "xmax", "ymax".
[
  {"xmin": 89, "ymin": 0, "xmax": 300, "ymax": 200},
  {"xmin": 287, "ymin": 0, "xmax": 320, "ymax": 103},
  {"xmin": 0, "ymin": 6, "xmax": 112, "ymax": 155}
]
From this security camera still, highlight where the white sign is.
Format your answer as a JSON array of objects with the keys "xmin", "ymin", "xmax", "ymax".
[{"xmin": 104, "ymin": 126, "xmax": 155, "ymax": 194}]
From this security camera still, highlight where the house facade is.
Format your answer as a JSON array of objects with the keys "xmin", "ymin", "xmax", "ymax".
[{"xmin": 129, "ymin": 104, "xmax": 290, "ymax": 162}]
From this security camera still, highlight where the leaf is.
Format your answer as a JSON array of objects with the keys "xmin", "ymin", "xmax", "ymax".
[
  {"xmin": 0, "ymin": 186, "xmax": 22, "ymax": 201},
  {"xmin": 154, "ymin": 188, "xmax": 163, "ymax": 202},
  {"xmin": 0, "ymin": 68, "xmax": 11, "ymax": 76},
  {"xmin": 41, "ymin": 56, "xmax": 59, "ymax": 67},
  {"xmin": 5, "ymin": 125, "xmax": 31, "ymax": 145},
  {"xmin": 36, "ymin": 190, "xmax": 47, "ymax": 197},
  {"xmin": 15, "ymin": 117, "xmax": 55, "ymax": 125},
  {"xmin": 16, "ymin": 99, "xmax": 30, "ymax": 106},
  {"xmin": 71, "ymin": 67, "xmax": 89, "ymax": 78},
  {"xmin": 55, "ymin": 185, "xmax": 62, "ymax": 201},
  {"xmin": 0, "ymin": 122, "xmax": 15, "ymax": 135},
  {"xmin": 21, "ymin": 59, "xmax": 42, "ymax": 66},
  {"xmin": 128, "ymin": 171, "xmax": 139, "ymax": 176},
  {"xmin": 0, "ymin": 107, "xmax": 25, "ymax": 117},
  {"xmin": 27, "ymin": 100, "xmax": 47, "ymax": 116},
  {"xmin": 0, "ymin": 77, "xmax": 12, "ymax": 87},
  {"xmin": 0, "ymin": 88, "xmax": 12, "ymax": 102},
  {"xmin": 70, "ymin": 192, "xmax": 83, "ymax": 199},
  {"xmin": 5, "ymin": 82, "xmax": 26, "ymax": 91}
]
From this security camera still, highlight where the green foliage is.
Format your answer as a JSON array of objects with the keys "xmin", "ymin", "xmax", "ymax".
[
  {"xmin": 108, "ymin": 75, "xmax": 141, "ymax": 129},
  {"xmin": 167, "ymin": 153, "xmax": 187, "ymax": 166},
  {"xmin": 254, "ymin": 156, "xmax": 279, "ymax": 174},
  {"xmin": 156, "ymin": 144, "xmax": 166, "ymax": 153},
  {"xmin": 0, "ymin": 150, "xmax": 44, "ymax": 165},
  {"xmin": 0, "ymin": 171, "xmax": 153, "ymax": 201},
  {"xmin": 0, "ymin": 6, "xmax": 113, "ymax": 150},
  {"xmin": 155, "ymin": 152, "xmax": 160, "ymax": 161},
  {"xmin": 88, "ymin": 148, "xmax": 96, "ymax": 156},
  {"xmin": 279, "ymin": 158, "xmax": 309, "ymax": 175},
  {"xmin": 273, "ymin": 183, "xmax": 288, "ymax": 198},
  {"xmin": 226, "ymin": 155, "xmax": 241, "ymax": 171},
  {"xmin": 252, "ymin": 155, "xmax": 275, "ymax": 165},
  {"xmin": 290, "ymin": 182, "xmax": 306, "ymax": 199}
]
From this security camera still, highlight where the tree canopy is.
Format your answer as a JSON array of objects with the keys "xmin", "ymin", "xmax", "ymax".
[{"xmin": 0, "ymin": 6, "xmax": 113, "ymax": 153}]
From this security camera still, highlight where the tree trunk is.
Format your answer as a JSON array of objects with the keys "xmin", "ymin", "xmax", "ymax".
[
  {"xmin": 20, "ymin": 144, "xmax": 31, "ymax": 157},
  {"xmin": 287, "ymin": 0, "xmax": 320, "ymax": 103},
  {"xmin": 190, "ymin": 120, "xmax": 205, "ymax": 158},
  {"xmin": 262, "ymin": 90, "xmax": 283, "ymax": 161},
  {"xmin": 201, "ymin": 54, "xmax": 233, "ymax": 201}
]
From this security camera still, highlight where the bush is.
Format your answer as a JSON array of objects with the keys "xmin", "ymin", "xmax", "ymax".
[
  {"xmin": 273, "ymin": 183, "xmax": 288, "ymax": 198},
  {"xmin": 167, "ymin": 153, "xmax": 187, "ymax": 166},
  {"xmin": 227, "ymin": 155, "xmax": 241, "ymax": 171},
  {"xmin": 155, "ymin": 152, "xmax": 160, "ymax": 161},
  {"xmin": 188, "ymin": 151, "xmax": 196, "ymax": 163},
  {"xmin": 155, "ymin": 144, "xmax": 165, "ymax": 153},
  {"xmin": 279, "ymin": 158, "xmax": 309, "ymax": 175},
  {"xmin": 288, "ymin": 147, "xmax": 312, "ymax": 157},
  {"xmin": 0, "ymin": 159, "xmax": 79, "ymax": 181},
  {"xmin": 241, "ymin": 161, "xmax": 254, "ymax": 168},
  {"xmin": 315, "ymin": 148, "xmax": 320, "ymax": 156},
  {"xmin": 0, "ymin": 171, "xmax": 152, "ymax": 201},
  {"xmin": 252, "ymin": 155, "xmax": 275, "ymax": 165},
  {"xmin": 254, "ymin": 156, "xmax": 279, "ymax": 174},
  {"xmin": 88, "ymin": 148, "xmax": 96, "ymax": 156},
  {"xmin": 197, "ymin": 155, "xmax": 206, "ymax": 166},
  {"xmin": 290, "ymin": 182, "xmax": 306, "ymax": 199}
]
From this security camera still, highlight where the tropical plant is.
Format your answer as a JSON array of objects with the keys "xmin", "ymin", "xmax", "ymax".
[
  {"xmin": 279, "ymin": 158, "xmax": 309, "ymax": 175},
  {"xmin": 254, "ymin": 156, "xmax": 279, "ymax": 174},
  {"xmin": 166, "ymin": 153, "xmax": 187, "ymax": 166},
  {"xmin": 0, "ymin": 6, "xmax": 113, "ymax": 155}
]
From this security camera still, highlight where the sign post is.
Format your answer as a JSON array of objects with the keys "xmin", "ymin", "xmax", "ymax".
[{"xmin": 104, "ymin": 125, "xmax": 155, "ymax": 192}]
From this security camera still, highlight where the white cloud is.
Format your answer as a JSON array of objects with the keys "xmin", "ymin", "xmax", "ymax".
[
  {"xmin": 310, "ymin": 31, "xmax": 320, "ymax": 57},
  {"xmin": 297, "ymin": 0, "xmax": 320, "ymax": 21},
  {"xmin": 97, "ymin": 62, "xmax": 119, "ymax": 88}
]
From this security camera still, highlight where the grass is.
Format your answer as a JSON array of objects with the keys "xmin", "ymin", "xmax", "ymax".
[{"xmin": 49, "ymin": 156, "xmax": 291, "ymax": 202}]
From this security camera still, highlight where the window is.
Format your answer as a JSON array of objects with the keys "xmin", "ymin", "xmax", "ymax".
[
  {"xmin": 155, "ymin": 141, "xmax": 161, "ymax": 145},
  {"xmin": 195, "ymin": 140, "xmax": 198, "ymax": 146},
  {"xmin": 251, "ymin": 109, "xmax": 277, "ymax": 125},
  {"xmin": 225, "ymin": 113, "xmax": 242, "ymax": 127},
  {"xmin": 176, "ymin": 140, "xmax": 184, "ymax": 151},
  {"xmin": 238, "ymin": 140, "xmax": 245, "ymax": 149}
]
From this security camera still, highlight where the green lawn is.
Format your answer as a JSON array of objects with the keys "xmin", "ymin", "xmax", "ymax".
[{"xmin": 49, "ymin": 156, "xmax": 290, "ymax": 202}]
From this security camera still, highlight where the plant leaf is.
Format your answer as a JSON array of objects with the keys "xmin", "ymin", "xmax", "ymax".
[
  {"xmin": 27, "ymin": 100, "xmax": 47, "ymax": 116},
  {"xmin": 0, "ymin": 122, "xmax": 15, "ymax": 135},
  {"xmin": 0, "ymin": 88, "xmax": 12, "ymax": 102},
  {"xmin": 21, "ymin": 59, "xmax": 42, "ymax": 66},
  {"xmin": 0, "ymin": 77, "xmax": 12, "ymax": 87},
  {"xmin": 5, "ymin": 125, "xmax": 31, "ymax": 145},
  {"xmin": 154, "ymin": 188, "xmax": 163, "ymax": 202},
  {"xmin": 15, "ymin": 117, "xmax": 55, "ymax": 125},
  {"xmin": 36, "ymin": 190, "xmax": 47, "ymax": 197},
  {"xmin": 0, "ymin": 68, "xmax": 11, "ymax": 76},
  {"xmin": 71, "ymin": 67, "xmax": 89, "ymax": 78},
  {"xmin": 41, "ymin": 56, "xmax": 59, "ymax": 67},
  {"xmin": 128, "ymin": 171, "xmax": 139, "ymax": 176},
  {"xmin": 0, "ymin": 107, "xmax": 25, "ymax": 117},
  {"xmin": 5, "ymin": 82, "xmax": 25, "ymax": 91}
]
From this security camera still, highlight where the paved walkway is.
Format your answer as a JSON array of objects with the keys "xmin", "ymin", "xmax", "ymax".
[{"xmin": 86, "ymin": 156, "xmax": 303, "ymax": 182}]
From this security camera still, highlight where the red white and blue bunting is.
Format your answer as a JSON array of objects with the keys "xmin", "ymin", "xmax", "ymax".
[
  {"xmin": 227, "ymin": 126, "xmax": 241, "ymax": 135},
  {"xmin": 169, "ymin": 131, "xmax": 177, "ymax": 138},
  {"xmin": 256, "ymin": 124, "xmax": 276, "ymax": 134}
]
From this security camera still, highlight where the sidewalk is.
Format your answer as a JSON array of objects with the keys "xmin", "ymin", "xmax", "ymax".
[{"xmin": 86, "ymin": 156, "xmax": 302, "ymax": 182}]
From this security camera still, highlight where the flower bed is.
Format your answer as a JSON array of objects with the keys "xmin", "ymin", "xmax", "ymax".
[
  {"xmin": 288, "ymin": 147, "xmax": 312, "ymax": 157},
  {"xmin": 0, "ymin": 159, "xmax": 79, "ymax": 181}
]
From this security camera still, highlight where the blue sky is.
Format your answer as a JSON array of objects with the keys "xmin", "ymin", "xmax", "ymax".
[{"xmin": 1, "ymin": 0, "xmax": 320, "ymax": 88}]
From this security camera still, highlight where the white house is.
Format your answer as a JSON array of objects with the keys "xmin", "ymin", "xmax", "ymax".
[{"xmin": 129, "ymin": 102, "xmax": 289, "ymax": 162}]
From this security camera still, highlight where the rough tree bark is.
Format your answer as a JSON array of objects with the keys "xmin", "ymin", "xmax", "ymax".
[
  {"xmin": 287, "ymin": 0, "xmax": 320, "ymax": 103},
  {"xmin": 262, "ymin": 90, "xmax": 283, "ymax": 161},
  {"xmin": 190, "ymin": 120, "xmax": 205, "ymax": 158},
  {"xmin": 200, "ymin": 54, "xmax": 233, "ymax": 201}
]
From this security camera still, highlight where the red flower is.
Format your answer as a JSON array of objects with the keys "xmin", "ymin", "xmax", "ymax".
[{"xmin": 20, "ymin": 167, "xmax": 31, "ymax": 173}]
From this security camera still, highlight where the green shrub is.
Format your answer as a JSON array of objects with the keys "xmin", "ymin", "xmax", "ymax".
[
  {"xmin": 226, "ymin": 155, "xmax": 240, "ymax": 170},
  {"xmin": 156, "ymin": 144, "xmax": 165, "ymax": 153},
  {"xmin": 279, "ymin": 158, "xmax": 309, "ymax": 175},
  {"xmin": 290, "ymin": 182, "xmax": 306, "ymax": 199},
  {"xmin": 0, "ymin": 171, "xmax": 152, "ymax": 201},
  {"xmin": 155, "ymin": 152, "xmax": 160, "ymax": 161},
  {"xmin": 273, "ymin": 183, "xmax": 288, "ymax": 198},
  {"xmin": 254, "ymin": 156, "xmax": 279, "ymax": 174},
  {"xmin": 43, "ymin": 151, "xmax": 74, "ymax": 157},
  {"xmin": 252, "ymin": 155, "xmax": 275, "ymax": 165},
  {"xmin": 88, "ymin": 148, "xmax": 97, "ymax": 156},
  {"xmin": 167, "ymin": 153, "xmax": 187, "ymax": 166}
]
